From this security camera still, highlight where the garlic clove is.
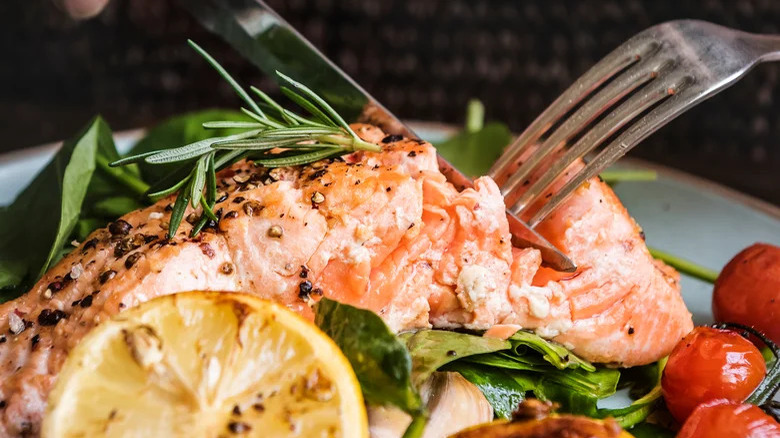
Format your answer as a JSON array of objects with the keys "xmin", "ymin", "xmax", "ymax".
[{"xmin": 368, "ymin": 372, "xmax": 493, "ymax": 438}]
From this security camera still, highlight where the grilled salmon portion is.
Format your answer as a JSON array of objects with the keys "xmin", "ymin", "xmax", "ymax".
[{"xmin": 0, "ymin": 124, "xmax": 691, "ymax": 436}]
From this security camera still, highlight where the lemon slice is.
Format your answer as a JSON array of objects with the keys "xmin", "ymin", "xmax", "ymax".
[{"xmin": 42, "ymin": 292, "xmax": 367, "ymax": 438}]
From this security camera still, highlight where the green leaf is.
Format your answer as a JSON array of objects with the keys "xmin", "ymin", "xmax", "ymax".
[
  {"xmin": 0, "ymin": 117, "xmax": 113, "ymax": 296},
  {"xmin": 277, "ymin": 71, "xmax": 353, "ymax": 132},
  {"xmin": 444, "ymin": 362, "xmax": 532, "ymax": 419},
  {"xmin": 314, "ymin": 298, "xmax": 422, "ymax": 415},
  {"xmin": 463, "ymin": 353, "xmax": 619, "ymax": 399},
  {"xmin": 533, "ymin": 380, "xmax": 601, "ymax": 416},
  {"xmin": 127, "ymin": 109, "xmax": 251, "ymax": 183},
  {"xmin": 92, "ymin": 196, "xmax": 145, "ymax": 218},
  {"xmin": 401, "ymin": 330, "xmax": 510, "ymax": 387},
  {"xmin": 189, "ymin": 155, "xmax": 207, "ymax": 208},
  {"xmin": 168, "ymin": 177, "xmax": 193, "ymax": 239},
  {"xmin": 142, "ymin": 129, "xmax": 262, "ymax": 165},
  {"xmin": 205, "ymin": 153, "xmax": 216, "ymax": 205},
  {"xmin": 433, "ymin": 122, "xmax": 511, "ymax": 178},
  {"xmin": 74, "ymin": 218, "xmax": 105, "ymax": 241},
  {"xmin": 595, "ymin": 358, "xmax": 666, "ymax": 428},
  {"xmin": 202, "ymin": 121, "xmax": 265, "ymax": 129},
  {"xmin": 253, "ymin": 147, "xmax": 342, "ymax": 167},
  {"xmin": 509, "ymin": 330, "xmax": 596, "ymax": 371},
  {"xmin": 188, "ymin": 40, "xmax": 265, "ymax": 117},
  {"xmin": 280, "ymin": 86, "xmax": 336, "ymax": 127},
  {"xmin": 250, "ymin": 86, "xmax": 298, "ymax": 126}
]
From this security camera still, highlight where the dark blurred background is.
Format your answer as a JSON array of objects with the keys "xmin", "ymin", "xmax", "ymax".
[{"xmin": 1, "ymin": 0, "xmax": 778, "ymax": 204}]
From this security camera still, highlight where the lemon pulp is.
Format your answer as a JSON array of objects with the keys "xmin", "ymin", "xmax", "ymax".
[{"xmin": 43, "ymin": 292, "xmax": 367, "ymax": 438}]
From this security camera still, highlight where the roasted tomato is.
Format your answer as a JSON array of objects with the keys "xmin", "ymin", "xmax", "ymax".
[
  {"xmin": 661, "ymin": 326, "xmax": 766, "ymax": 423},
  {"xmin": 676, "ymin": 399, "xmax": 780, "ymax": 438},
  {"xmin": 713, "ymin": 243, "xmax": 780, "ymax": 344}
]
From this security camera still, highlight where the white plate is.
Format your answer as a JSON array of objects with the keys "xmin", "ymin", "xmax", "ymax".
[{"xmin": 1, "ymin": 123, "xmax": 779, "ymax": 327}]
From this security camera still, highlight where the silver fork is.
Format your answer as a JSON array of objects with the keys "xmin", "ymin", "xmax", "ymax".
[{"xmin": 490, "ymin": 20, "xmax": 780, "ymax": 228}]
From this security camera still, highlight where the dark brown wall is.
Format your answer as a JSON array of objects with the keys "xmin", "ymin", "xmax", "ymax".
[{"xmin": 0, "ymin": 0, "xmax": 778, "ymax": 204}]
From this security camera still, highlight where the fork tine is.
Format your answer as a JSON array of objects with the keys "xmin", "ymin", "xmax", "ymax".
[
  {"xmin": 499, "ymin": 51, "xmax": 670, "ymax": 206},
  {"xmin": 488, "ymin": 41, "xmax": 658, "ymax": 185},
  {"xmin": 509, "ymin": 67, "xmax": 680, "ymax": 216},
  {"xmin": 526, "ymin": 75, "xmax": 695, "ymax": 227}
]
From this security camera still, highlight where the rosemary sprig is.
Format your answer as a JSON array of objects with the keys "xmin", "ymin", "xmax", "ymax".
[{"xmin": 110, "ymin": 40, "xmax": 381, "ymax": 239}]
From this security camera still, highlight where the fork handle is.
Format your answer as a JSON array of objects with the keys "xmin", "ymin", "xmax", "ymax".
[{"xmin": 744, "ymin": 33, "xmax": 780, "ymax": 62}]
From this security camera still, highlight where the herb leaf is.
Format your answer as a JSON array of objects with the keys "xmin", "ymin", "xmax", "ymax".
[
  {"xmin": 0, "ymin": 117, "xmax": 115, "ymax": 296},
  {"xmin": 314, "ymin": 298, "xmax": 423, "ymax": 415},
  {"xmin": 112, "ymin": 45, "xmax": 381, "ymax": 238},
  {"xmin": 127, "ymin": 109, "xmax": 252, "ymax": 183},
  {"xmin": 401, "ymin": 330, "xmax": 510, "ymax": 387},
  {"xmin": 509, "ymin": 330, "xmax": 596, "ymax": 371}
]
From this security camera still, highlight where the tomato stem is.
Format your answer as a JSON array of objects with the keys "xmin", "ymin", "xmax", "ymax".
[{"xmin": 712, "ymin": 323, "xmax": 780, "ymax": 405}]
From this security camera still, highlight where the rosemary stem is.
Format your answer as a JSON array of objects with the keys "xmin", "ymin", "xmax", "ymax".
[
  {"xmin": 96, "ymin": 154, "xmax": 150, "ymax": 196},
  {"xmin": 648, "ymin": 246, "xmax": 719, "ymax": 283},
  {"xmin": 317, "ymin": 134, "xmax": 381, "ymax": 152}
]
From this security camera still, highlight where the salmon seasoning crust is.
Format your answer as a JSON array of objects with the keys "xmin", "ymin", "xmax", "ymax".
[{"xmin": 0, "ymin": 124, "xmax": 691, "ymax": 436}]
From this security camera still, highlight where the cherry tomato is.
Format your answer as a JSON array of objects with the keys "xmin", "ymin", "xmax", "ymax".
[
  {"xmin": 713, "ymin": 243, "xmax": 780, "ymax": 344},
  {"xmin": 661, "ymin": 326, "xmax": 766, "ymax": 423},
  {"xmin": 676, "ymin": 399, "xmax": 780, "ymax": 438}
]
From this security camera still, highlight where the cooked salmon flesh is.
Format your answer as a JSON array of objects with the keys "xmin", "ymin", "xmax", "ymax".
[{"xmin": 0, "ymin": 124, "xmax": 692, "ymax": 436}]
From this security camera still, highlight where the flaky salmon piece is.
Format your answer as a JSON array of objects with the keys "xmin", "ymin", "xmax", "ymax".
[{"xmin": 0, "ymin": 124, "xmax": 691, "ymax": 436}]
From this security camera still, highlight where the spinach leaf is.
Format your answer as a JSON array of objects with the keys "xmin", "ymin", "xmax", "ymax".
[
  {"xmin": 314, "ymin": 298, "xmax": 423, "ymax": 415},
  {"xmin": 401, "ymin": 330, "xmax": 510, "ymax": 387},
  {"xmin": 0, "ymin": 117, "xmax": 116, "ymax": 297},
  {"xmin": 509, "ymin": 330, "xmax": 596, "ymax": 371},
  {"xmin": 464, "ymin": 353, "xmax": 619, "ymax": 398},
  {"xmin": 128, "ymin": 109, "xmax": 250, "ymax": 184},
  {"xmin": 595, "ymin": 359, "xmax": 666, "ymax": 428},
  {"xmin": 433, "ymin": 122, "xmax": 512, "ymax": 178},
  {"xmin": 444, "ymin": 362, "xmax": 535, "ymax": 419},
  {"xmin": 533, "ymin": 380, "xmax": 601, "ymax": 416}
]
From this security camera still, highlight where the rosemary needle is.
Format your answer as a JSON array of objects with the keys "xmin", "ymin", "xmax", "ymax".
[{"xmin": 111, "ymin": 41, "xmax": 381, "ymax": 238}]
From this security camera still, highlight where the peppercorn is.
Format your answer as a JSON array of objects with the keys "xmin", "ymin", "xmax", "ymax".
[
  {"xmin": 99, "ymin": 270, "xmax": 117, "ymax": 284},
  {"xmin": 38, "ymin": 309, "xmax": 67, "ymax": 326},
  {"xmin": 125, "ymin": 253, "xmax": 143, "ymax": 269},
  {"xmin": 108, "ymin": 220, "xmax": 132, "ymax": 236}
]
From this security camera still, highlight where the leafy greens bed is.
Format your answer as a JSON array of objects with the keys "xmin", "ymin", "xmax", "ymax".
[{"xmin": 316, "ymin": 298, "xmax": 665, "ymax": 437}]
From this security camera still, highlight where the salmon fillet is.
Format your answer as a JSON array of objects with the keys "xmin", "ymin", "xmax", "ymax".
[{"xmin": 0, "ymin": 124, "xmax": 692, "ymax": 435}]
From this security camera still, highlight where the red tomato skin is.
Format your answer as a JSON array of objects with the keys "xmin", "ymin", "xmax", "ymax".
[
  {"xmin": 713, "ymin": 243, "xmax": 780, "ymax": 344},
  {"xmin": 662, "ymin": 327, "xmax": 766, "ymax": 423},
  {"xmin": 677, "ymin": 399, "xmax": 780, "ymax": 438}
]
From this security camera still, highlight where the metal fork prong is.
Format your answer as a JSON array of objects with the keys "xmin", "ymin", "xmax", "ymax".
[
  {"xmin": 509, "ymin": 68, "xmax": 679, "ymax": 216},
  {"xmin": 488, "ymin": 43, "xmax": 657, "ymax": 184},
  {"xmin": 527, "ymin": 76, "xmax": 695, "ymax": 227},
  {"xmin": 499, "ymin": 53, "xmax": 669, "ymax": 201}
]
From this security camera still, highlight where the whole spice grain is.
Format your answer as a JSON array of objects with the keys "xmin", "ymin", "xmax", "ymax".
[
  {"xmin": 125, "ymin": 253, "xmax": 143, "ymax": 269},
  {"xmin": 108, "ymin": 220, "xmax": 133, "ymax": 236},
  {"xmin": 267, "ymin": 225, "xmax": 283, "ymax": 238},
  {"xmin": 242, "ymin": 201, "xmax": 263, "ymax": 216},
  {"xmin": 310, "ymin": 191, "xmax": 325, "ymax": 204},
  {"xmin": 99, "ymin": 270, "xmax": 117, "ymax": 284},
  {"xmin": 38, "ymin": 309, "xmax": 67, "ymax": 326},
  {"xmin": 220, "ymin": 262, "xmax": 234, "ymax": 275}
]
